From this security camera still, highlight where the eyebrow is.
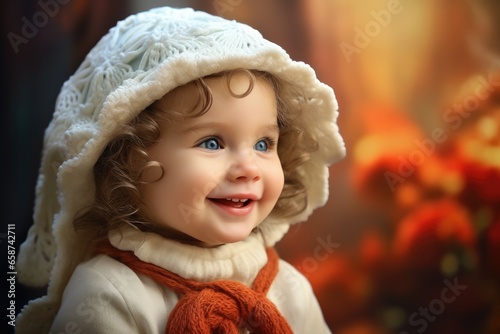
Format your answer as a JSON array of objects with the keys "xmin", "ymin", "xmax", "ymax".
[{"xmin": 177, "ymin": 121, "xmax": 280, "ymax": 134}]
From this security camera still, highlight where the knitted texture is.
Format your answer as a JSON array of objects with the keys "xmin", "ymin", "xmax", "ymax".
[{"xmin": 95, "ymin": 240, "xmax": 293, "ymax": 334}]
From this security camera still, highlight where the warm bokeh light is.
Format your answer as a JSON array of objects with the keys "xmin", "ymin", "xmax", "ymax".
[{"xmin": 4, "ymin": 0, "xmax": 500, "ymax": 333}]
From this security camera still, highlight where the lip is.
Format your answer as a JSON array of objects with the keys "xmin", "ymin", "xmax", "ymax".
[
  {"xmin": 207, "ymin": 194, "xmax": 258, "ymax": 217},
  {"xmin": 211, "ymin": 193, "xmax": 258, "ymax": 201}
]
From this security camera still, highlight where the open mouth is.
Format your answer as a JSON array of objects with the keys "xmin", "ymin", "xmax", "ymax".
[{"xmin": 209, "ymin": 198, "xmax": 252, "ymax": 208}]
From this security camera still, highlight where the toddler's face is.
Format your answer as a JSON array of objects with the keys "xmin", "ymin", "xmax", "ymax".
[{"xmin": 140, "ymin": 73, "xmax": 284, "ymax": 246}]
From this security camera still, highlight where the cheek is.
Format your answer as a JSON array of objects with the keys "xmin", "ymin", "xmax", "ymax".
[
  {"xmin": 143, "ymin": 153, "xmax": 223, "ymax": 203},
  {"xmin": 275, "ymin": 169, "xmax": 285, "ymax": 196},
  {"xmin": 265, "ymin": 161, "xmax": 285, "ymax": 200},
  {"xmin": 140, "ymin": 172, "xmax": 202, "ymax": 225},
  {"xmin": 165, "ymin": 164, "xmax": 219, "ymax": 203}
]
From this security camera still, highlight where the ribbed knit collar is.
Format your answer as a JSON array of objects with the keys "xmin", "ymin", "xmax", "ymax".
[{"xmin": 109, "ymin": 225, "xmax": 268, "ymax": 285}]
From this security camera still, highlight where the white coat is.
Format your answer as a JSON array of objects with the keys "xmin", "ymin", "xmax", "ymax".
[{"xmin": 50, "ymin": 226, "xmax": 331, "ymax": 334}]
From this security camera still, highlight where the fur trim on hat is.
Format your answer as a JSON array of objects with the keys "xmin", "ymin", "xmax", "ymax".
[{"xmin": 16, "ymin": 6, "xmax": 345, "ymax": 332}]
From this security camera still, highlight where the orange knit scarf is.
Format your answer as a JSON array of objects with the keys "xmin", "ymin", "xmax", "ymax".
[{"xmin": 95, "ymin": 240, "xmax": 293, "ymax": 334}]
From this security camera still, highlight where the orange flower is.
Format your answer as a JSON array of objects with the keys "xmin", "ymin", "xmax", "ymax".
[
  {"xmin": 393, "ymin": 200, "xmax": 476, "ymax": 272},
  {"xmin": 352, "ymin": 105, "xmax": 424, "ymax": 206},
  {"xmin": 447, "ymin": 110, "xmax": 500, "ymax": 207}
]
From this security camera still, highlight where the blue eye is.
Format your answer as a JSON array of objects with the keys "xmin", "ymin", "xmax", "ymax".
[
  {"xmin": 254, "ymin": 139, "xmax": 268, "ymax": 152},
  {"xmin": 198, "ymin": 138, "xmax": 221, "ymax": 150}
]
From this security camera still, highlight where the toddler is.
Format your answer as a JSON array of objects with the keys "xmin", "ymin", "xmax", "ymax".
[{"xmin": 16, "ymin": 6, "xmax": 345, "ymax": 333}]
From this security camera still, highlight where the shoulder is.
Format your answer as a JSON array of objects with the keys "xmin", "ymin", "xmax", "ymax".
[
  {"xmin": 268, "ymin": 259, "xmax": 332, "ymax": 334},
  {"xmin": 271, "ymin": 259, "xmax": 316, "ymax": 304},
  {"xmin": 50, "ymin": 254, "xmax": 178, "ymax": 333},
  {"xmin": 273, "ymin": 259, "xmax": 313, "ymax": 295}
]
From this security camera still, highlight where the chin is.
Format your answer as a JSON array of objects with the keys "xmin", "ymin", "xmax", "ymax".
[{"xmin": 206, "ymin": 229, "xmax": 254, "ymax": 246}]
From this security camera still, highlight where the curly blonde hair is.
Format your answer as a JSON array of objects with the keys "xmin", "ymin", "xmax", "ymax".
[{"xmin": 75, "ymin": 69, "xmax": 318, "ymax": 236}]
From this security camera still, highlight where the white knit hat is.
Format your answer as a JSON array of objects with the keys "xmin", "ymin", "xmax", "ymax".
[{"xmin": 16, "ymin": 6, "xmax": 345, "ymax": 332}]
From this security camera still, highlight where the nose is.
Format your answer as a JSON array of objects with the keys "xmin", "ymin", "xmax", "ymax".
[{"xmin": 228, "ymin": 151, "xmax": 261, "ymax": 182}]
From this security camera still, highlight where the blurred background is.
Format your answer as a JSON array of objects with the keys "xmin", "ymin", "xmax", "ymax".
[{"xmin": 2, "ymin": 0, "xmax": 500, "ymax": 333}]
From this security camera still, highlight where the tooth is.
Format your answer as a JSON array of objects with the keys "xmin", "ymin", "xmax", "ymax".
[{"xmin": 223, "ymin": 198, "xmax": 250, "ymax": 202}]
